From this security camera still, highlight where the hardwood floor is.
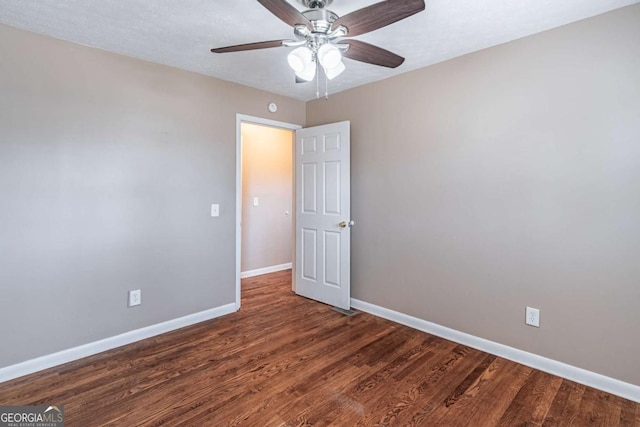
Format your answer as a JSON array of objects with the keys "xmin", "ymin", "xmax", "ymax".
[{"xmin": 0, "ymin": 270, "xmax": 638, "ymax": 426}]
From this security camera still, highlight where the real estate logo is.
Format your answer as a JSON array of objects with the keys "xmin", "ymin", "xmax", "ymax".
[{"xmin": 0, "ymin": 406, "xmax": 64, "ymax": 427}]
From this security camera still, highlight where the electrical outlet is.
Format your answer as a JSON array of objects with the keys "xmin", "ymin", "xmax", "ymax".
[
  {"xmin": 128, "ymin": 289, "xmax": 141, "ymax": 307},
  {"xmin": 526, "ymin": 306, "xmax": 540, "ymax": 327}
]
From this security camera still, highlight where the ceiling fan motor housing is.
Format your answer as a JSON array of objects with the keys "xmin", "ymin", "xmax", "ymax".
[
  {"xmin": 299, "ymin": 0, "xmax": 333, "ymax": 9},
  {"xmin": 302, "ymin": 9, "xmax": 339, "ymax": 34}
]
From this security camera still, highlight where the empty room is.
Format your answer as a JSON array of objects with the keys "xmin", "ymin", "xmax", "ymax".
[{"xmin": 1, "ymin": 0, "xmax": 639, "ymax": 425}]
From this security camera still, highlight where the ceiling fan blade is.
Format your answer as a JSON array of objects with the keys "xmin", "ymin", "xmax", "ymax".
[
  {"xmin": 257, "ymin": 0, "xmax": 312, "ymax": 29},
  {"xmin": 211, "ymin": 40, "xmax": 287, "ymax": 53},
  {"xmin": 333, "ymin": 0, "xmax": 425, "ymax": 37},
  {"xmin": 342, "ymin": 39, "xmax": 405, "ymax": 68}
]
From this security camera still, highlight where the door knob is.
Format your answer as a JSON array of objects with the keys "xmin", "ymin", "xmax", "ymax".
[{"xmin": 338, "ymin": 220, "xmax": 355, "ymax": 229}]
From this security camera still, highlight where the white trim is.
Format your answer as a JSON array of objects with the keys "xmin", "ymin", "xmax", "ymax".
[
  {"xmin": 0, "ymin": 303, "xmax": 236, "ymax": 384},
  {"xmin": 351, "ymin": 298, "xmax": 640, "ymax": 403},
  {"xmin": 235, "ymin": 114, "xmax": 301, "ymax": 311},
  {"xmin": 241, "ymin": 262, "xmax": 292, "ymax": 279}
]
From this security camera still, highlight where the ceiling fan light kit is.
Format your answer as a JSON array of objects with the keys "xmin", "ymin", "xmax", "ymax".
[
  {"xmin": 325, "ymin": 60, "xmax": 346, "ymax": 80},
  {"xmin": 211, "ymin": 0, "xmax": 426, "ymax": 97},
  {"xmin": 294, "ymin": 50, "xmax": 318, "ymax": 82},
  {"xmin": 287, "ymin": 46, "xmax": 312, "ymax": 73},
  {"xmin": 318, "ymin": 43, "xmax": 342, "ymax": 69}
]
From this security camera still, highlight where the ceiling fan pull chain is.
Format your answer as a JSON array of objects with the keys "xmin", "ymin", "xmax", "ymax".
[
  {"xmin": 325, "ymin": 69, "xmax": 329, "ymax": 100},
  {"xmin": 316, "ymin": 60, "xmax": 320, "ymax": 99}
]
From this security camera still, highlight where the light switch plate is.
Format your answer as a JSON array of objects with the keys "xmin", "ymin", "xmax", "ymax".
[
  {"xmin": 211, "ymin": 204, "xmax": 220, "ymax": 217},
  {"xmin": 253, "ymin": 197, "xmax": 259, "ymax": 207}
]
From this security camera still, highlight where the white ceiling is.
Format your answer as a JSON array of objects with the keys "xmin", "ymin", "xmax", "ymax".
[{"xmin": 0, "ymin": 0, "xmax": 637, "ymax": 101}]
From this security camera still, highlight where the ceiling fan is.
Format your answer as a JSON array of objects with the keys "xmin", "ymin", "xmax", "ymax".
[{"xmin": 211, "ymin": 0, "xmax": 425, "ymax": 86}]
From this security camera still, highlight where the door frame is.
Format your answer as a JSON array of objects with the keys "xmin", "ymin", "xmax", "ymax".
[{"xmin": 235, "ymin": 114, "xmax": 302, "ymax": 310}]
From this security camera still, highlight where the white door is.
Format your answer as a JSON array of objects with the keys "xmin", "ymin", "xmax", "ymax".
[{"xmin": 295, "ymin": 121, "xmax": 352, "ymax": 310}]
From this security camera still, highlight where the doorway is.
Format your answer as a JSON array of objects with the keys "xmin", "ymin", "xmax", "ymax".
[
  {"xmin": 235, "ymin": 115, "xmax": 301, "ymax": 309},
  {"xmin": 240, "ymin": 123, "xmax": 294, "ymax": 276}
]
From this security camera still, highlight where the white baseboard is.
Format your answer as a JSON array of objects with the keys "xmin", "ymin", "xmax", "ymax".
[
  {"xmin": 351, "ymin": 298, "xmax": 640, "ymax": 403},
  {"xmin": 0, "ymin": 303, "xmax": 237, "ymax": 384},
  {"xmin": 241, "ymin": 262, "xmax": 292, "ymax": 279}
]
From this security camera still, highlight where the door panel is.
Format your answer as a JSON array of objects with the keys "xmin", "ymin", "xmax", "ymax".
[
  {"xmin": 301, "ymin": 228, "xmax": 317, "ymax": 281},
  {"xmin": 324, "ymin": 231, "xmax": 341, "ymax": 287},
  {"xmin": 295, "ymin": 121, "xmax": 351, "ymax": 309},
  {"xmin": 324, "ymin": 161, "xmax": 341, "ymax": 215},
  {"xmin": 302, "ymin": 163, "xmax": 317, "ymax": 213}
]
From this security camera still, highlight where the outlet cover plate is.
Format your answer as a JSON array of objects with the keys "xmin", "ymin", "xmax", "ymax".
[
  {"xmin": 526, "ymin": 306, "xmax": 540, "ymax": 327},
  {"xmin": 129, "ymin": 289, "xmax": 141, "ymax": 307}
]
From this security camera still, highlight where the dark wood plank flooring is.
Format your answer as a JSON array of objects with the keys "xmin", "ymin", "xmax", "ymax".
[{"xmin": 0, "ymin": 270, "xmax": 638, "ymax": 426}]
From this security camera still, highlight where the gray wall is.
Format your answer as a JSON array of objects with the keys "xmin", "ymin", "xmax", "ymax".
[
  {"xmin": 307, "ymin": 5, "xmax": 640, "ymax": 386},
  {"xmin": 241, "ymin": 123, "xmax": 293, "ymax": 272},
  {"xmin": 0, "ymin": 24, "xmax": 305, "ymax": 368}
]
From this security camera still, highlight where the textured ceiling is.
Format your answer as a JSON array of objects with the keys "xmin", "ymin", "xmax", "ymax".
[{"xmin": 0, "ymin": 0, "xmax": 637, "ymax": 101}]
